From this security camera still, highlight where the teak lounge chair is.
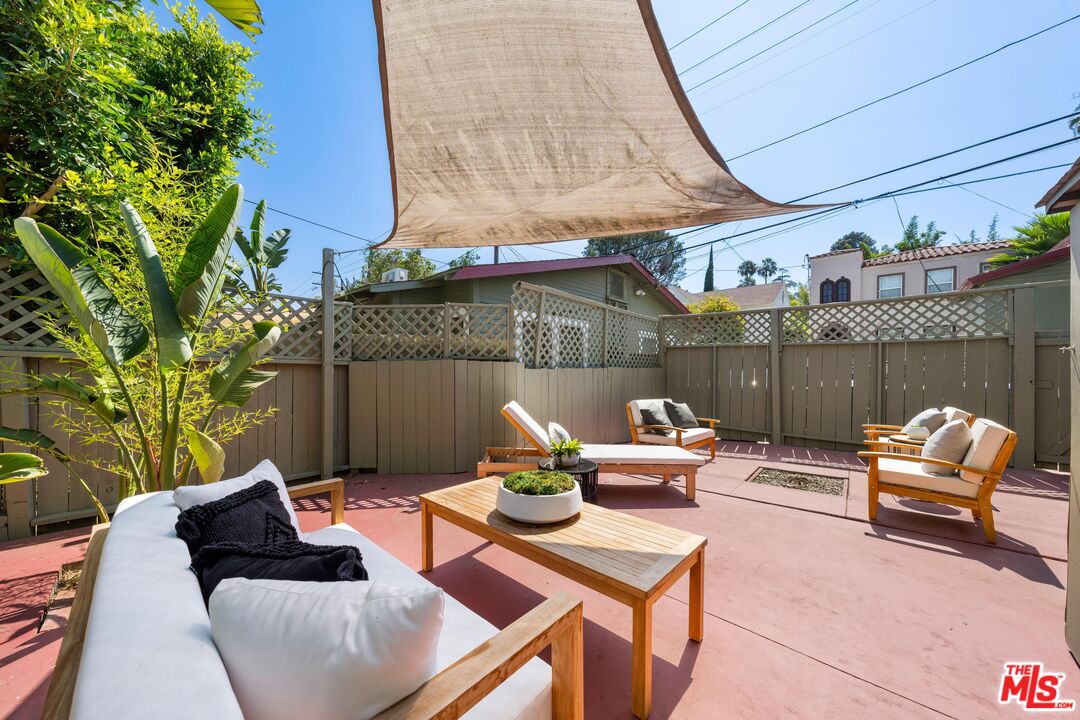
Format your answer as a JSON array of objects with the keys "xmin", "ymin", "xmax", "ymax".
[
  {"xmin": 858, "ymin": 418, "xmax": 1017, "ymax": 543},
  {"xmin": 625, "ymin": 399, "xmax": 718, "ymax": 458},
  {"xmin": 862, "ymin": 406, "xmax": 975, "ymax": 444},
  {"xmin": 478, "ymin": 401, "xmax": 707, "ymax": 501}
]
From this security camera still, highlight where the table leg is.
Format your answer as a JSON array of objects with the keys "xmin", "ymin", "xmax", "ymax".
[
  {"xmin": 421, "ymin": 500, "xmax": 433, "ymax": 572},
  {"xmin": 685, "ymin": 468, "xmax": 696, "ymax": 502},
  {"xmin": 689, "ymin": 549, "xmax": 704, "ymax": 642},
  {"xmin": 631, "ymin": 597, "xmax": 653, "ymax": 719}
]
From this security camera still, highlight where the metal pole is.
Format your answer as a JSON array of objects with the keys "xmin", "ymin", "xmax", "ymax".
[{"xmin": 321, "ymin": 248, "xmax": 335, "ymax": 479}]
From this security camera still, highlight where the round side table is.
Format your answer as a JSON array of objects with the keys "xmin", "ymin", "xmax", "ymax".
[
  {"xmin": 888, "ymin": 434, "xmax": 926, "ymax": 456},
  {"xmin": 540, "ymin": 458, "xmax": 599, "ymax": 504}
]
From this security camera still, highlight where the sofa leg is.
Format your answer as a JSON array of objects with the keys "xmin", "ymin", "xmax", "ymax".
[
  {"xmin": 979, "ymin": 500, "xmax": 996, "ymax": 543},
  {"xmin": 971, "ymin": 505, "xmax": 981, "ymax": 520},
  {"xmin": 867, "ymin": 478, "xmax": 879, "ymax": 521},
  {"xmin": 661, "ymin": 473, "xmax": 671, "ymax": 485},
  {"xmin": 709, "ymin": 437, "xmax": 716, "ymax": 459}
]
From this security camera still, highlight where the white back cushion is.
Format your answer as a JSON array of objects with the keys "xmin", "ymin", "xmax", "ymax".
[
  {"xmin": 943, "ymin": 406, "xmax": 973, "ymax": 424},
  {"xmin": 629, "ymin": 398, "xmax": 672, "ymax": 427},
  {"xmin": 173, "ymin": 459, "xmax": 300, "ymax": 534},
  {"xmin": 210, "ymin": 578, "xmax": 443, "ymax": 720},
  {"xmin": 920, "ymin": 419, "xmax": 973, "ymax": 477},
  {"xmin": 503, "ymin": 401, "xmax": 550, "ymax": 450},
  {"xmin": 960, "ymin": 419, "xmax": 1012, "ymax": 483}
]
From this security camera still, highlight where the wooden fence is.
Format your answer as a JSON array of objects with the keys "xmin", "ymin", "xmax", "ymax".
[{"xmin": 662, "ymin": 282, "xmax": 1071, "ymax": 465}]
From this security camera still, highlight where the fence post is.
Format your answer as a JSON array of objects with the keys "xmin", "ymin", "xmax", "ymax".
[
  {"xmin": 1, "ymin": 357, "xmax": 32, "ymax": 539},
  {"xmin": 533, "ymin": 290, "xmax": 547, "ymax": 369},
  {"xmin": 320, "ymin": 248, "xmax": 335, "ymax": 479},
  {"xmin": 443, "ymin": 304, "xmax": 452, "ymax": 358},
  {"xmin": 769, "ymin": 308, "xmax": 783, "ymax": 446},
  {"xmin": 1011, "ymin": 286, "xmax": 1036, "ymax": 468}
]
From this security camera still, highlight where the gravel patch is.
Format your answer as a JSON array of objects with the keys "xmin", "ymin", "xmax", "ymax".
[{"xmin": 749, "ymin": 468, "xmax": 845, "ymax": 496}]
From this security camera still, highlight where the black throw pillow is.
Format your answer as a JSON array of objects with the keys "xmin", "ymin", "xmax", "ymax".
[
  {"xmin": 638, "ymin": 405, "xmax": 673, "ymax": 435},
  {"xmin": 664, "ymin": 401, "xmax": 699, "ymax": 429},
  {"xmin": 191, "ymin": 540, "xmax": 369, "ymax": 604},
  {"xmin": 175, "ymin": 480, "xmax": 298, "ymax": 555}
]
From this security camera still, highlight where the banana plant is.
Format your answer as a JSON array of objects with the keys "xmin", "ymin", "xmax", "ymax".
[
  {"xmin": 10, "ymin": 184, "xmax": 281, "ymax": 494},
  {"xmin": 232, "ymin": 199, "xmax": 289, "ymax": 296},
  {"xmin": 0, "ymin": 427, "xmax": 108, "ymax": 523}
]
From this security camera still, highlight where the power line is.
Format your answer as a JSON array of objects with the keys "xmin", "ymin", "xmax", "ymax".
[
  {"xmin": 727, "ymin": 12, "xmax": 1080, "ymax": 161},
  {"xmin": 678, "ymin": 0, "xmax": 815, "ymax": 77},
  {"xmin": 243, "ymin": 199, "xmax": 386, "ymax": 245},
  {"xmin": 684, "ymin": 0, "xmax": 861, "ymax": 94},
  {"xmin": 668, "ymin": 1, "xmax": 752, "ymax": 50}
]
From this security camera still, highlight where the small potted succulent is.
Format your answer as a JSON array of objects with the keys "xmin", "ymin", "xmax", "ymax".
[
  {"xmin": 496, "ymin": 470, "xmax": 582, "ymax": 524},
  {"xmin": 906, "ymin": 423, "xmax": 930, "ymax": 441},
  {"xmin": 550, "ymin": 438, "xmax": 583, "ymax": 468}
]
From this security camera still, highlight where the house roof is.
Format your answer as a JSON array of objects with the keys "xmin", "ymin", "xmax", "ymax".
[
  {"xmin": 861, "ymin": 241, "xmax": 1012, "ymax": 267},
  {"xmin": 676, "ymin": 282, "xmax": 787, "ymax": 309},
  {"xmin": 1036, "ymin": 156, "xmax": 1080, "ymax": 213},
  {"xmin": 343, "ymin": 255, "xmax": 690, "ymax": 313},
  {"xmin": 961, "ymin": 237, "xmax": 1070, "ymax": 289},
  {"xmin": 808, "ymin": 248, "xmax": 863, "ymax": 260}
]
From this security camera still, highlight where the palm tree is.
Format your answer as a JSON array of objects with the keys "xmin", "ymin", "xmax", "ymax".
[
  {"xmin": 987, "ymin": 213, "xmax": 1070, "ymax": 266},
  {"xmin": 757, "ymin": 257, "xmax": 778, "ymax": 283},
  {"xmin": 737, "ymin": 260, "xmax": 757, "ymax": 287}
]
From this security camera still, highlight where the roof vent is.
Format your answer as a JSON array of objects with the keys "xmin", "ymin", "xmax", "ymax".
[{"xmin": 380, "ymin": 268, "xmax": 409, "ymax": 283}]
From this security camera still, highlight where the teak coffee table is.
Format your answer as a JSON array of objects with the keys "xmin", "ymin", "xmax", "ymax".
[{"xmin": 420, "ymin": 478, "xmax": 707, "ymax": 719}]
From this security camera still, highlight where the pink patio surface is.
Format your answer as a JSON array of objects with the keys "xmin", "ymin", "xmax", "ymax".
[{"xmin": 0, "ymin": 443, "xmax": 1071, "ymax": 719}]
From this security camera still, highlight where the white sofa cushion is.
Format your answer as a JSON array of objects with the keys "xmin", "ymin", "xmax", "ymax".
[
  {"xmin": 210, "ymin": 578, "xmax": 443, "ymax": 720},
  {"xmin": 307, "ymin": 525, "xmax": 553, "ymax": 720},
  {"xmin": 943, "ymin": 406, "xmax": 973, "ymax": 424},
  {"xmin": 173, "ymin": 459, "xmax": 300, "ymax": 534},
  {"xmin": 959, "ymin": 419, "xmax": 1012, "ymax": 484},
  {"xmin": 504, "ymin": 401, "xmax": 551, "ymax": 451},
  {"xmin": 920, "ymin": 420, "xmax": 973, "ymax": 476},
  {"xmin": 877, "ymin": 458, "xmax": 979, "ymax": 498},
  {"xmin": 580, "ymin": 443, "xmax": 707, "ymax": 466},
  {"xmin": 635, "ymin": 426, "xmax": 714, "ymax": 447},
  {"xmin": 72, "ymin": 492, "xmax": 244, "ymax": 720}
]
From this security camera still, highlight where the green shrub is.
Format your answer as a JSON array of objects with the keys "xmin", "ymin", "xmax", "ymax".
[{"xmin": 502, "ymin": 470, "xmax": 575, "ymax": 496}]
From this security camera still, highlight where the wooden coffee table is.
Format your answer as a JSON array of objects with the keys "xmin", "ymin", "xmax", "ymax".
[{"xmin": 420, "ymin": 478, "xmax": 707, "ymax": 719}]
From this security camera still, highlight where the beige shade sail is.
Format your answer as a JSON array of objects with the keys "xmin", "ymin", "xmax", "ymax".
[{"xmin": 373, "ymin": 0, "xmax": 821, "ymax": 249}]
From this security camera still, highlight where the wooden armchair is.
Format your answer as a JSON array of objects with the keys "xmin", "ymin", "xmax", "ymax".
[
  {"xmin": 625, "ymin": 400, "xmax": 718, "ymax": 459},
  {"xmin": 858, "ymin": 420, "xmax": 1017, "ymax": 543},
  {"xmin": 44, "ymin": 478, "xmax": 585, "ymax": 720},
  {"xmin": 862, "ymin": 407, "xmax": 976, "ymax": 442}
]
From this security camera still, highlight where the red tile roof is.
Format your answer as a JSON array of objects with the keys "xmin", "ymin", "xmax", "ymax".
[
  {"xmin": 676, "ymin": 282, "xmax": 787, "ymax": 309},
  {"xmin": 861, "ymin": 241, "xmax": 1011, "ymax": 267}
]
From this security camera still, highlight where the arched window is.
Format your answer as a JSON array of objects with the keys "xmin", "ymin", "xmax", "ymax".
[
  {"xmin": 836, "ymin": 277, "xmax": 851, "ymax": 303},
  {"xmin": 820, "ymin": 280, "xmax": 835, "ymax": 304}
]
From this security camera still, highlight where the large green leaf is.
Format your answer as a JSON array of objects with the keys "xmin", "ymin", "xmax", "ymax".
[
  {"xmin": 14, "ymin": 219, "xmax": 149, "ymax": 365},
  {"xmin": 209, "ymin": 321, "xmax": 281, "ymax": 407},
  {"xmin": 174, "ymin": 184, "xmax": 243, "ymax": 329},
  {"xmin": 0, "ymin": 453, "xmax": 47, "ymax": 484},
  {"xmin": 185, "ymin": 427, "xmax": 225, "ymax": 484},
  {"xmin": 0, "ymin": 428, "xmax": 108, "ymax": 520},
  {"xmin": 121, "ymin": 202, "xmax": 192, "ymax": 369},
  {"xmin": 0, "ymin": 426, "xmax": 67, "ymax": 458},
  {"xmin": 35, "ymin": 375, "xmax": 127, "ymax": 423},
  {"xmin": 264, "ymin": 228, "xmax": 290, "ymax": 268},
  {"xmin": 249, "ymin": 198, "xmax": 266, "ymax": 260},
  {"xmin": 204, "ymin": 0, "xmax": 264, "ymax": 39}
]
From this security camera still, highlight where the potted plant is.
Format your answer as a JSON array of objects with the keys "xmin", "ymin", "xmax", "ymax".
[
  {"xmin": 906, "ymin": 423, "xmax": 930, "ymax": 440},
  {"xmin": 550, "ymin": 438, "xmax": 583, "ymax": 468},
  {"xmin": 495, "ymin": 470, "xmax": 582, "ymax": 524}
]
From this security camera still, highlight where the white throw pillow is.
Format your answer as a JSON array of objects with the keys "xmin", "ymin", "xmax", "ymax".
[
  {"xmin": 943, "ymin": 406, "xmax": 973, "ymax": 424},
  {"xmin": 959, "ymin": 419, "xmax": 1012, "ymax": 484},
  {"xmin": 173, "ymin": 459, "xmax": 301, "ymax": 535},
  {"xmin": 901, "ymin": 408, "xmax": 946, "ymax": 436},
  {"xmin": 210, "ymin": 578, "xmax": 444, "ymax": 720},
  {"xmin": 548, "ymin": 421, "xmax": 572, "ymax": 445},
  {"xmin": 920, "ymin": 420, "xmax": 973, "ymax": 477}
]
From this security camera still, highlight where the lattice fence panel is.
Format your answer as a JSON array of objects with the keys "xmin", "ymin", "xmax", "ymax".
[
  {"xmin": 663, "ymin": 310, "xmax": 772, "ymax": 347},
  {"xmin": 534, "ymin": 292, "xmax": 605, "ymax": 368},
  {"xmin": 511, "ymin": 285, "xmax": 542, "ymax": 364},
  {"xmin": 607, "ymin": 311, "xmax": 660, "ymax": 368},
  {"xmin": 448, "ymin": 304, "xmax": 509, "ymax": 359},
  {"xmin": 333, "ymin": 303, "xmax": 353, "ymax": 359},
  {"xmin": 213, "ymin": 294, "xmax": 325, "ymax": 360},
  {"xmin": 781, "ymin": 291, "xmax": 1009, "ymax": 343},
  {"xmin": 353, "ymin": 305, "xmax": 446, "ymax": 360},
  {"xmin": 0, "ymin": 263, "xmax": 69, "ymax": 351}
]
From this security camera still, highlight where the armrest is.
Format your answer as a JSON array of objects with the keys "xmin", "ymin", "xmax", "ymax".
[
  {"xmin": 862, "ymin": 440, "xmax": 921, "ymax": 450},
  {"xmin": 696, "ymin": 417, "xmax": 722, "ymax": 429},
  {"xmin": 374, "ymin": 592, "xmax": 584, "ymax": 720},
  {"xmin": 484, "ymin": 447, "xmax": 545, "ymax": 458},
  {"xmin": 287, "ymin": 478, "xmax": 345, "ymax": 525},
  {"xmin": 863, "ymin": 424, "xmax": 902, "ymax": 430},
  {"xmin": 857, "ymin": 451, "xmax": 998, "ymax": 480},
  {"xmin": 639, "ymin": 424, "xmax": 683, "ymax": 436}
]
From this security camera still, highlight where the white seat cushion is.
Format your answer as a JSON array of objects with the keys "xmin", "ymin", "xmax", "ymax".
[
  {"xmin": 628, "ymin": 398, "xmax": 672, "ymax": 428},
  {"xmin": 504, "ymin": 401, "xmax": 551, "ymax": 451},
  {"xmin": 960, "ymin": 419, "xmax": 1012, "ymax": 484},
  {"xmin": 877, "ymin": 458, "xmax": 979, "ymax": 498},
  {"xmin": 580, "ymin": 443, "xmax": 707, "ymax": 466},
  {"xmin": 635, "ymin": 426, "xmax": 714, "ymax": 447},
  {"xmin": 306, "ymin": 525, "xmax": 552, "ymax": 720}
]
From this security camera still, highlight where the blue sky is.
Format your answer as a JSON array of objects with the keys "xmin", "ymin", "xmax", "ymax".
[{"xmin": 197, "ymin": 0, "xmax": 1079, "ymax": 295}]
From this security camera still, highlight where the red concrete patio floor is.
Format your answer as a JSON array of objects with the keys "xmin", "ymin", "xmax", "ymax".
[{"xmin": 0, "ymin": 443, "xmax": 1072, "ymax": 719}]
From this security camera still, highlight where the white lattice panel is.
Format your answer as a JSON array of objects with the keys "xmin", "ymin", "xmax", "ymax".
[
  {"xmin": 535, "ymin": 293, "xmax": 604, "ymax": 368},
  {"xmin": 353, "ymin": 305, "xmax": 445, "ymax": 360},
  {"xmin": 663, "ymin": 310, "xmax": 771, "ymax": 346},
  {"xmin": 448, "ymin": 304, "xmax": 509, "ymax": 359},
  {"xmin": 607, "ymin": 311, "xmax": 660, "ymax": 368},
  {"xmin": 217, "ymin": 294, "xmax": 324, "ymax": 360},
  {"xmin": 333, "ymin": 303, "xmax": 353, "ymax": 359},
  {"xmin": 511, "ymin": 286, "xmax": 542, "ymax": 364},
  {"xmin": 0, "ymin": 263, "xmax": 68, "ymax": 350}
]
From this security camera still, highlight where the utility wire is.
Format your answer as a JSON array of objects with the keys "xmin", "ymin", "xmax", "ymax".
[
  {"xmin": 243, "ymin": 199, "xmax": 385, "ymax": 245},
  {"xmin": 727, "ymin": 12, "xmax": 1080, "ymax": 161},
  {"xmin": 685, "ymin": 0, "xmax": 861, "ymax": 94},
  {"xmin": 678, "ymin": 0, "xmax": 815, "ymax": 76},
  {"xmin": 669, "ymin": 1, "xmax": 752, "ymax": 50}
]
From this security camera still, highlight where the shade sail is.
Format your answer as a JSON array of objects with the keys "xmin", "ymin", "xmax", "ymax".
[{"xmin": 373, "ymin": 0, "xmax": 819, "ymax": 249}]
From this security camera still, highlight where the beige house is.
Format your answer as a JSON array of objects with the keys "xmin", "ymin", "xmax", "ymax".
[
  {"xmin": 671, "ymin": 281, "xmax": 789, "ymax": 310},
  {"xmin": 808, "ymin": 241, "xmax": 1011, "ymax": 304}
]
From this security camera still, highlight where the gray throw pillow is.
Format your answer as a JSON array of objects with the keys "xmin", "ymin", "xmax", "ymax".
[
  {"xmin": 902, "ymin": 408, "xmax": 947, "ymax": 436},
  {"xmin": 663, "ymin": 401, "xmax": 698, "ymax": 429},
  {"xmin": 921, "ymin": 419, "xmax": 973, "ymax": 476},
  {"xmin": 638, "ymin": 405, "xmax": 672, "ymax": 435}
]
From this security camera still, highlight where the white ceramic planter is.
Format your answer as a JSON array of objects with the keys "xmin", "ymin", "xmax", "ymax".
[
  {"xmin": 496, "ymin": 483, "xmax": 583, "ymax": 524},
  {"xmin": 558, "ymin": 453, "xmax": 581, "ymax": 468}
]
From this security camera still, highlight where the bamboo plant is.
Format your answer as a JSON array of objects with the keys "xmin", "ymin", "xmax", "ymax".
[{"xmin": 1, "ymin": 184, "xmax": 281, "ymax": 498}]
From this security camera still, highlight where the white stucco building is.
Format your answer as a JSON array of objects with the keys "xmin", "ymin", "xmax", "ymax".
[{"xmin": 807, "ymin": 241, "xmax": 1012, "ymax": 304}]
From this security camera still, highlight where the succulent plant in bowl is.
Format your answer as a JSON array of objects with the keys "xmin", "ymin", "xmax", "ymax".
[
  {"xmin": 550, "ymin": 438, "xmax": 583, "ymax": 468},
  {"xmin": 496, "ymin": 470, "xmax": 582, "ymax": 524}
]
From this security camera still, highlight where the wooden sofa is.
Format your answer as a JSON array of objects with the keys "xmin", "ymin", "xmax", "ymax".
[
  {"xmin": 44, "ymin": 478, "xmax": 584, "ymax": 720},
  {"xmin": 625, "ymin": 399, "xmax": 718, "ymax": 458}
]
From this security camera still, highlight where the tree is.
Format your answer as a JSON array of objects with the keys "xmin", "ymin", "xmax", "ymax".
[
  {"xmin": 1071, "ymin": 96, "xmax": 1079, "ymax": 135},
  {"xmin": 232, "ymin": 200, "xmax": 289, "ymax": 295},
  {"xmin": 736, "ymin": 260, "xmax": 757, "ymax": 287},
  {"xmin": 774, "ymin": 269, "xmax": 795, "ymax": 288},
  {"xmin": 986, "ymin": 213, "xmax": 1070, "ymax": 266},
  {"xmin": 360, "ymin": 248, "xmax": 436, "ymax": 283},
  {"xmin": 689, "ymin": 295, "xmax": 739, "ymax": 314},
  {"xmin": 880, "ymin": 216, "xmax": 945, "ymax": 255},
  {"xmin": 986, "ymin": 214, "xmax": 1000, "ymax": 241},
  {"xmin": 830, "ymin": 231, "xmax": 876, "ymax": 256},
  {"xmin": 449, "ymin": 249, "xmax": 481, "ymax": 268},
  {"xmin": 789, "ymin": 283, "xmax": 810, "ymax": 306},
  {"xmin": 703, "ymin": 245, "xmax": 715, "ymax": 292},
  {"xmin": 757, "ymin": 257, "xmax": 778, "ymax": 283},
  {"xmin": 582, "ymin": 231, "xmax": 686, "ymax": 285},
  {"xmin": 0, "ymin": 0, "xmax": 271, "ymax": 258}
]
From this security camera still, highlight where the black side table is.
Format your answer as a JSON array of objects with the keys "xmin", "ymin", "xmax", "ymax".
[{"xmin": 541, "ymin": 457, "xmax": 599, "ymax": 504}]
